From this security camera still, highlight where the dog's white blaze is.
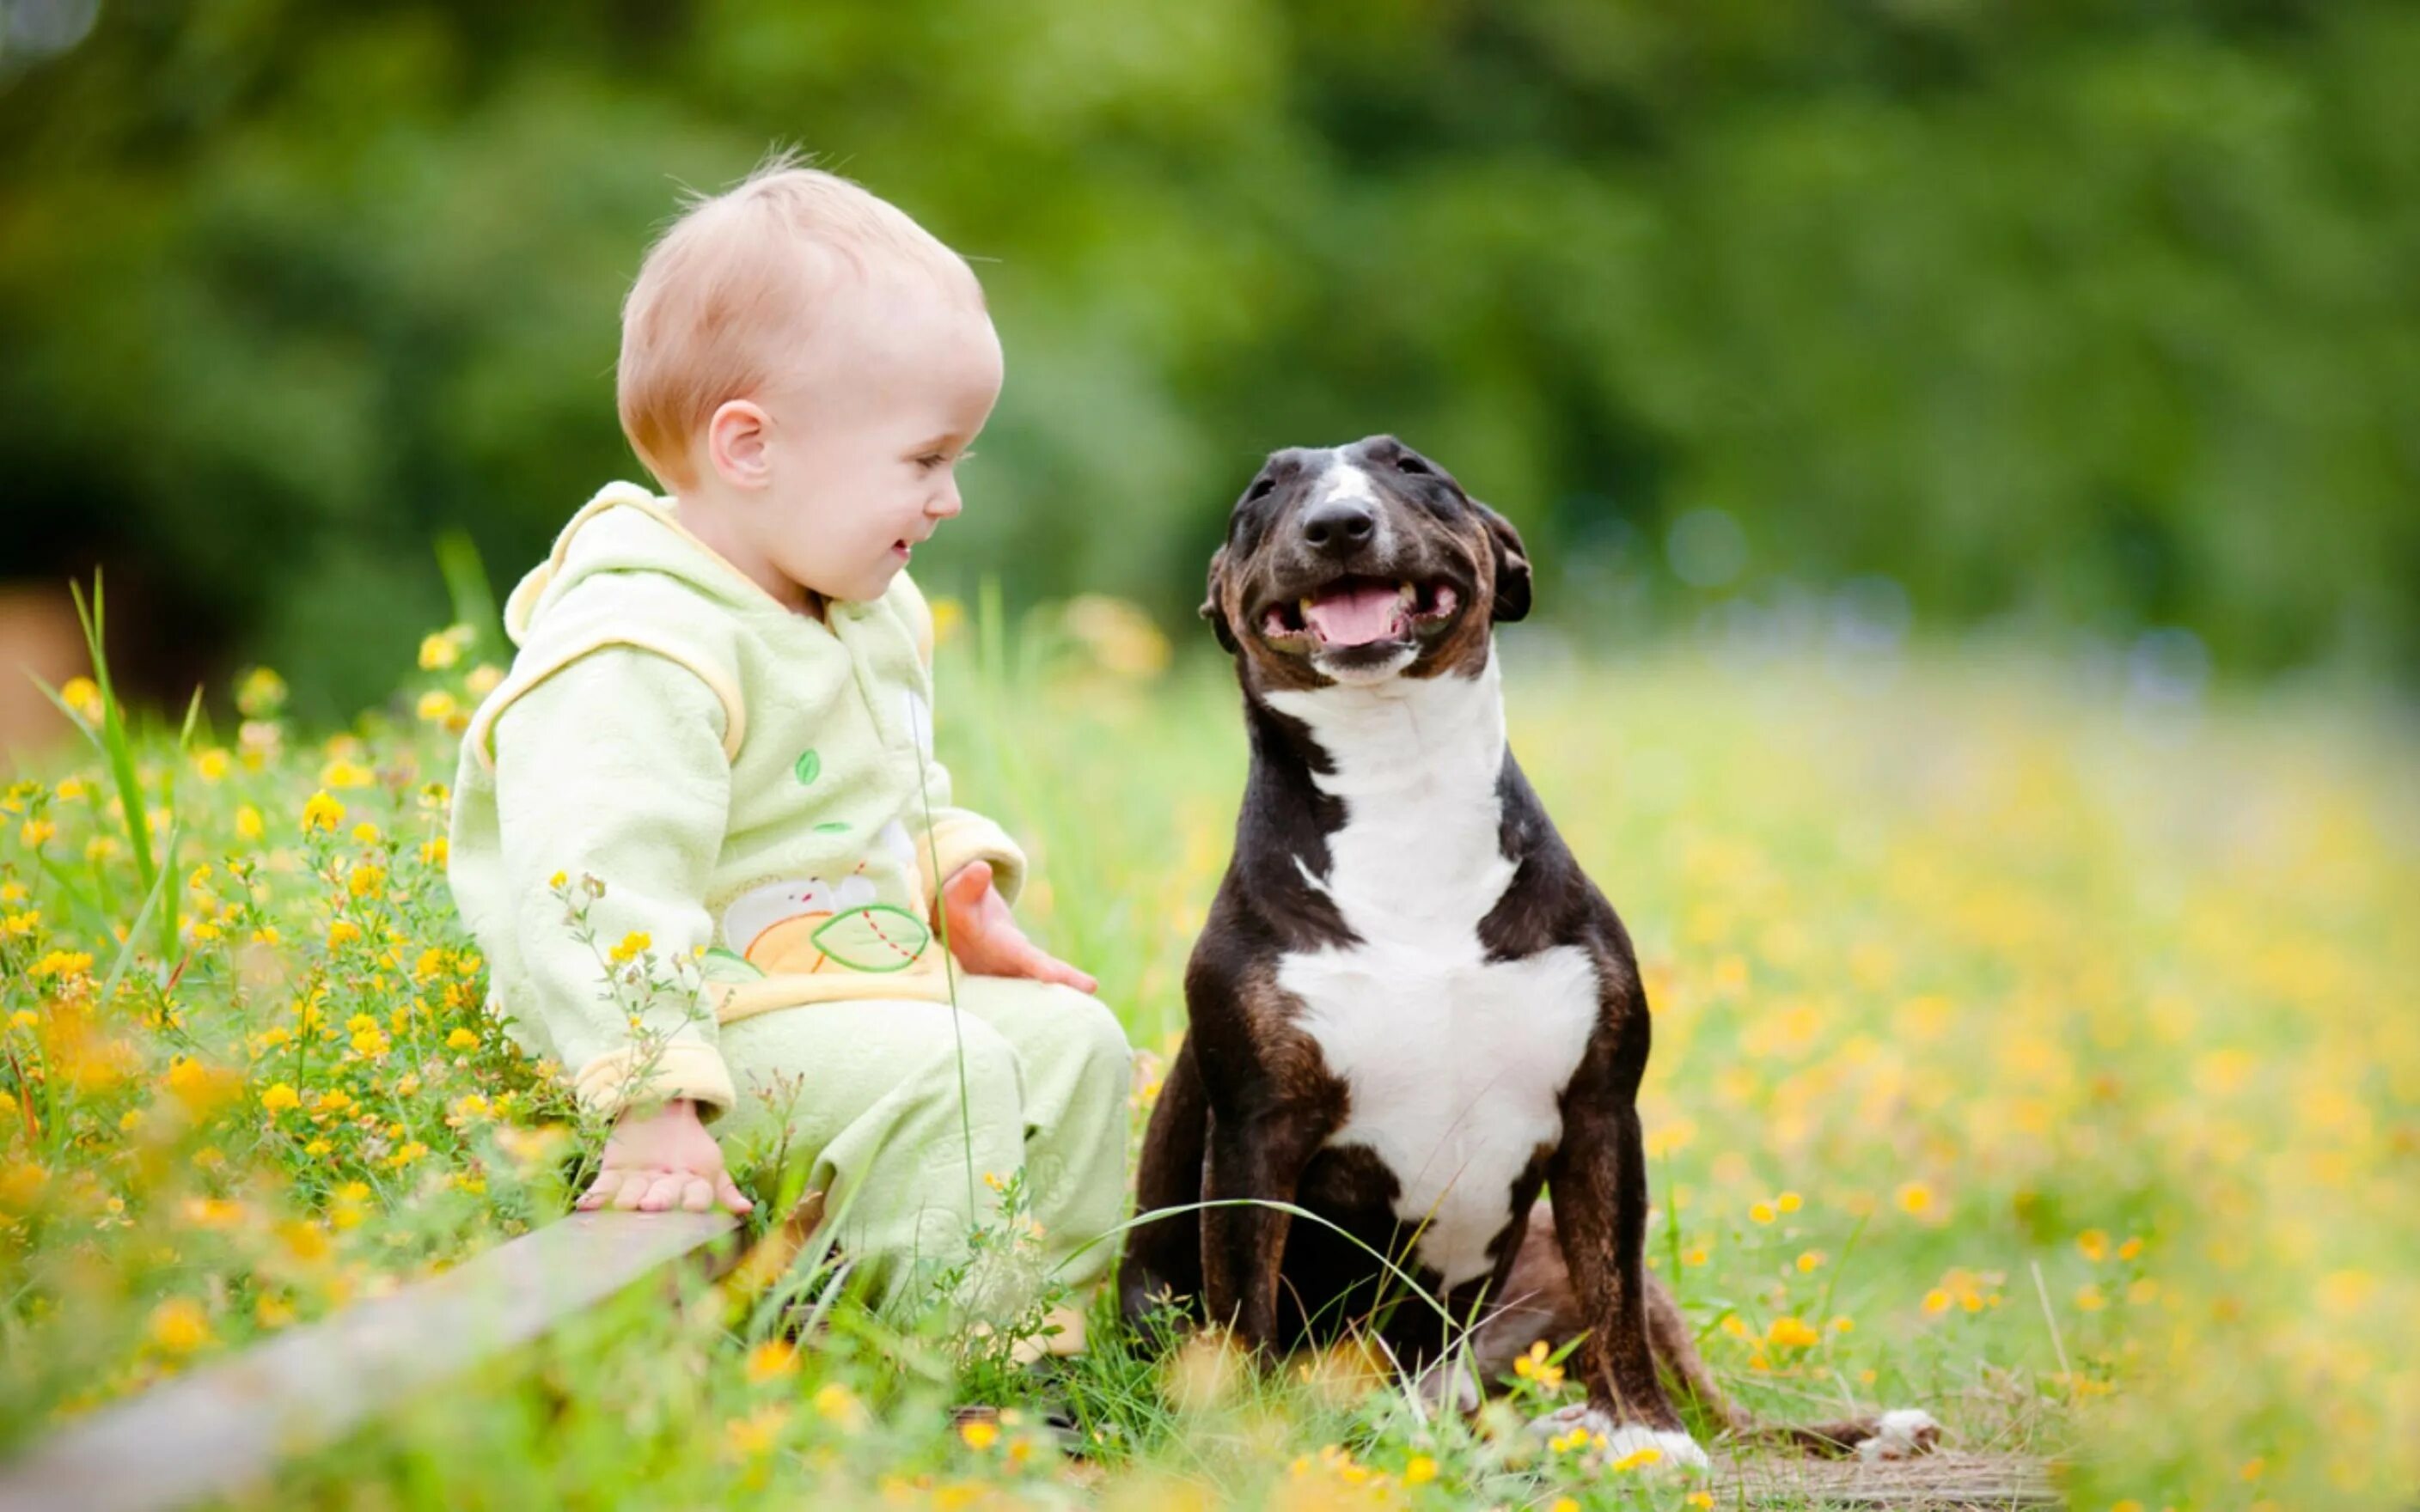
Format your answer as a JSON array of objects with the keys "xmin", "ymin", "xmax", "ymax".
[
  {"xmin": 1266, "ymin": 653, "xmax": 1600, "ymax": 1289},
  {"xmin": 1313, "ymin": 460, "xmax": 1381, "ymax": 509}
]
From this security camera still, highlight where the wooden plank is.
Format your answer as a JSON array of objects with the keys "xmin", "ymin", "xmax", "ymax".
[
  {"xmin": 1716, "ymin": 1449, "xmax": 2062, "ymax": 1509},
  {"xmin": 0, "ymin": 1210, "xmax": 741, "ymax": 1512}
]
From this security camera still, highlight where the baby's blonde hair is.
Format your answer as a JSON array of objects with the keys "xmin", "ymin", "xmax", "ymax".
[{"xmin": 616, "ymin": 150, "xmax": 981, "ymax": 491}]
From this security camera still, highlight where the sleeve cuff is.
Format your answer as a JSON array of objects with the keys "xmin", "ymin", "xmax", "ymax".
[
  {"xmin": 922, "ymin": 809, "xmax": 1030, "ymax": 910},
  {"xmin": 571, "ymin": 1038, "xmax": 736, "ymax": 1121}
]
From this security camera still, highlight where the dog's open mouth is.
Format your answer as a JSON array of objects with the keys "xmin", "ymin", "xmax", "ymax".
[{"xmin": 1261, "ymin": 576, "xmax": 1461, "ymax": 649}]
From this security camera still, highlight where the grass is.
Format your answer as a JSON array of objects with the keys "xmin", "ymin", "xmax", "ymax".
[{"xmin": 2, "ymin": 592, "xmax": 2415, "ymax": 1510}]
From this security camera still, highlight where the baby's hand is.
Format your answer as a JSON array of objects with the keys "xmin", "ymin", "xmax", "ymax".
[
  {"xmin": 938, "ymin": 861, "xmax": 1099, "ymax": 995},
  {"xmin": 575, "ymin": 1098, "xmax": 754, "ymax": 1215}
]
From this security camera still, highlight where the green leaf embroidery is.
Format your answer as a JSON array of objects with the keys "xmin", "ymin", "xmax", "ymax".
[
  {"xmin": 700, "ymin": 947, "xmax": 765, "ymax": 984},
  {"xmin": 793, "ymin": 748, "xmax": 822, "ymax": 785},
  {"xmin": 813, "ymin": 820, "xmax": 850, "ymax": 835},
  {"xmin": 810, "ymin": 904, "xmax": 932, "ymax": 973}
]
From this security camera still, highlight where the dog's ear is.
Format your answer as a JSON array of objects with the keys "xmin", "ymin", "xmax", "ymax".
[
  {"xmin": 1201, "ymin": 546, "xmax": 1239, "ymax": 654},
  {"xmin": 1474, "ymin": 501, "xmax": 1532, "ymax": 623}
]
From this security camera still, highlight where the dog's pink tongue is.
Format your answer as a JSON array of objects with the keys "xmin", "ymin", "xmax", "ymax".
[{"xmin": 1303, "ymin": 582, "xmax": 1404, "ymax": 646}]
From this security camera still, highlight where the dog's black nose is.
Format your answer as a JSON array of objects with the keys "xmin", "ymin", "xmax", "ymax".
[{"xmin": 1300, "ymin": 498, "xmax": 1377, "ymax": 557}]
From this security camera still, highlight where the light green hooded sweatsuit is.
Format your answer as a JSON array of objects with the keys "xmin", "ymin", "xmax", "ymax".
[{"xmin": 448, "ymin": 482, "xmax": 1130, "ymax": 1296}]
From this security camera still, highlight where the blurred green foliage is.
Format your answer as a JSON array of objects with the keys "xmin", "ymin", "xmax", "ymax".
[{"xmin": 3, "ymin": 0, "xmax": 2416, "ymax": 716}]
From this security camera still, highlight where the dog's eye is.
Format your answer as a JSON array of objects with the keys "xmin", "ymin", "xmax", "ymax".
[
  {"xmin": 1244, "ymin": 476, "xmax": 1278, "ymax": 503},
  {"xmin": 1395, "ymin": 455, "xmax": 1432, "ymax": 477}
]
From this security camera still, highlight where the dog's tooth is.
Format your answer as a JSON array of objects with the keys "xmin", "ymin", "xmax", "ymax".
[{"xmin": 1397, "ymin": 582, "xmax": 1416, "ymax": 605}]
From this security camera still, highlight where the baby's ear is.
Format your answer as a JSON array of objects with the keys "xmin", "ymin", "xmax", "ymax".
[{"xmin": 1200, "ymin": 547, "xmax": 1238, "ymax": 655}]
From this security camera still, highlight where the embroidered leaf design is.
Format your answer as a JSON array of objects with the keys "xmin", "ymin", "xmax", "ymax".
[
  {"xmin": 700, "ymin": 947, "xmax": 765, "ymax": 984},
  {"xmin": 813, "ymin": 820, "xmax": 850, "ymax": 835},
  {"xmin": 810, "ymin": 904, "xmax": 932, "ymax": 973},
  {"xmin": 793, "ymin": 749, "xmax": 822, "ymax": 786}
]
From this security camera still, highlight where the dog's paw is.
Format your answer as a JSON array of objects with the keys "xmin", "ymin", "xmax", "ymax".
[
  {"xmin": 1855, "ymin": 1408, "xmax": 1942, "ymax": 1461},
  {"xmin": 1530, "ymin": 1404, "xmax": 1711, "ymax": 1472}
]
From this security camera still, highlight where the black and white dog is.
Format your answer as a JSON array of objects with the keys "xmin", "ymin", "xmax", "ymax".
[{"xmin": 1121, "ymin": 436, "xmax": 1938, "ymax": 1466}]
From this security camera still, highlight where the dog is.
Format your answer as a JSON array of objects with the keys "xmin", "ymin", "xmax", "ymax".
[{"xmin": 1121, "ymin": 435, "xmax": 1940, "ymax": 1467}]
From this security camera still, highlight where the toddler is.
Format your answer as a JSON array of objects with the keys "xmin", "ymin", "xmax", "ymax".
[{"xmin": 447, "ymin": 156, "xmax": 1132, "ymax": 1304}]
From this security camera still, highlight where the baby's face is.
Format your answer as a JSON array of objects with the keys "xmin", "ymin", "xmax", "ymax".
[{"xmin": 747, "ymin": 271, "xmax": 1003, "ymax": 605}]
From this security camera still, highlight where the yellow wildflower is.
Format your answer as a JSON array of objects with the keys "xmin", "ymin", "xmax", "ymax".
[
  {"xmin": 609, "ymin": 930, "xmax": 651, "ymax": 964},
  {"xmin": 1896, "ymin": 1181, "xmax": 1934, "ymax": 1216},
  {"xmin": 813, "ymin": 1381, "xmax": 869, "ymax": 1431},
  {"xmin": 416, "ymin": 690, "xmax": 458, "ymax": 723},
  {"xmin": 192, "ymin": 748, "xmax": 231, "ymax": 783},
  {"xmin": 723, "ymin": 1405, "xmax": 788, "ymax": 1459},
  {"xmin": 2077, "ymin": 1228, "xmax": 2110, "ymax": 1262},
  {"xmin": 235, "ymin": 667, "xmax": 286, "ymax": 717},
  {"xmin": 958, "ymin": 1417, "xmax": 999, "ymax": 1451},
  {"xmin": 347, "ymin": 863, "xmax": 385, "ymax": 899},
  {"xmin": 1797, "ymin": 1250, "xmax": 1825, "ymax": 1272},
  {"xmin": 1512, "ymin": 1339, "xmax": 1565, "ymax": 1390},
  {"xmin": 744, "ymin": 1340, "xmax": 798, "ymax": 1382},
  {"xmin": 445, "ymin": 1027, "xmax": 480, "ymax": 1051},
  {"xmin": 327, "ymin": 919, "xmax": 363, "ymax": 949},
  {"xmin": 235, "ymin": 805, "xmax": 265, "ymax": 841},
  {"xmin": 59, "ymin": 676, "xmax": 104, "ymax": 722},
  {"xmin": 1749, "ymin": 1201, "xmax": 1776, "ymax": 1225},
  {"xmin": 1402, "ymin": 1454, "xmax": 1438, "ymax": 1485},
  {"xmin": 301, "ymin": 791, "xmax": 345, "ymax": 833},
  {"xmin": 1610, "ymin": 1444, "xmax": 1665, "ymax": 1472},
  {"xmin": 32, "ymin": 949, "xmax": 94, "ymax": 979},
  {"xmin": 3, "ymin": 909, "xmax": 39, "ymax": 936},
  {"xmin": 148, "ymin": 1297, "xmax": 212, "ymax": 1354},
  {"xmin": 320, "ymin": 759, "xmax": 375, "ymax": 790},
  {"xmin": 465, "ymin": 664, "xmax": 504, "ymax": 697},
  {"xmin": 1775, "ymin": 1190, "xmax": 1803, "ymax": 1213},
  {"xmin": 260, "ymin": 1082, "xmax": 301, "ymax": 1113},
  {"xmin": 418, "ymin": 631, "xmax": 462, "ymax": 671},
  {"xmin": 20, "ymin": 819, "xmax": 56, "ymax": 847},
  {"xmin": 1767, "ymin": 1316, "xmax": 1821, "ymax": 1349}
]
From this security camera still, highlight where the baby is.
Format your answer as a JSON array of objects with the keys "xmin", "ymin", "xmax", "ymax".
[{"xmin": 447, "ymin": 156, "xmax": 1132, "ymax": 1305}]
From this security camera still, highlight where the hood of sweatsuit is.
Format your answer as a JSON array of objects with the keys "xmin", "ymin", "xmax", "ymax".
[{"xmin": 501, "ymin": 482, "xmax": 762, "ymax": 646}]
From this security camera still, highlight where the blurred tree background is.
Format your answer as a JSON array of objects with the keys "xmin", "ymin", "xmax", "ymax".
[{"xmin": 2, "ymin": 0, "xmax": 2415, "ymax": 722}]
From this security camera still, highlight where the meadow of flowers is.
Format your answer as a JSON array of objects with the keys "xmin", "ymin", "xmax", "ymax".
[{"xmin": 2, "ymin": 592, "xmax": 2413, "ymax": 1510}]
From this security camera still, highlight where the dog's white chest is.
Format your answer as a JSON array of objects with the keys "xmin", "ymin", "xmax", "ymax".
[{"xmin": 1267, "ymin": 659, "xmax": 1600, "ymax": 1289}]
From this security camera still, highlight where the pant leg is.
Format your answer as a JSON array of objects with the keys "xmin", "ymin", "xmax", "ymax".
[
  {"xmin": 950, "ymin": 976, "xmax": 1135, "ymax": 1290},
  {"xmin": 712, "ymin": 998, "xmax": 1024, "ymax": 1305}
]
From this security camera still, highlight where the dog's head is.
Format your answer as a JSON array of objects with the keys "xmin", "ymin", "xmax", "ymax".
[{"xmin": 1202, "ymin": 435, "xmax": 1531, "ymax": 689}]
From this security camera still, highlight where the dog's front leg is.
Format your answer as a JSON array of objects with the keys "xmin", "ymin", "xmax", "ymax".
[
  {"xmin": 1200, "ymin": 1099, "xmax": 1329, "ymax": 1353},
  {"xmin": 1543, "ymin": 997, "xmax": 1708, "ymax": 1469}
]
